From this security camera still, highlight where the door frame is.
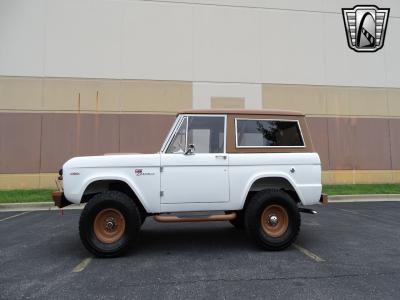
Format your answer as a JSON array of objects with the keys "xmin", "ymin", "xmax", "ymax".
[{"xmin": 161, "ymin": 114, "xmax": 227, "ymax": 155}]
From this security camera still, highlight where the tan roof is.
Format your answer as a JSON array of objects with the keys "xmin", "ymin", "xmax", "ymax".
[{"xmin": 178, "ymin": 109, "xmax": 304, "ymax": 116}]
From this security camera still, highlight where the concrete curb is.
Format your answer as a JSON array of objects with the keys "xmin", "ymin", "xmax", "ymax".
[
  {"xmin": 328, "ymin": 194, "xmax": 400, "ymax": 202},
  {"xmin": 0, "ymin": 202, "xmax": 85, "ymax": 212},
  {"xmin": 1, "ymin": 194, "xmax": 400, "ymax": 211}
]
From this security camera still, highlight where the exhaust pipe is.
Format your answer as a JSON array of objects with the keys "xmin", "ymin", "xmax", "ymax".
[{"xmin": 298, "ymin": 208, "xmax": 318, "ymax": 214}]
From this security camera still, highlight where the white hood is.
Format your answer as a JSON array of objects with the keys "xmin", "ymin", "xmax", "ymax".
[{"xmin": 63, "ymin": 153, "xmax": 161, "ymax": 169}]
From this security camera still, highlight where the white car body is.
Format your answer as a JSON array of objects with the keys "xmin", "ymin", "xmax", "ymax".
[{"xmin": 61, "ymin": 111, "xmax": 322, "ymax": 213}]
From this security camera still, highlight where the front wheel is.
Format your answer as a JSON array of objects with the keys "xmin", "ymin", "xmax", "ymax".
[
  {"xmin": 245, "ymin": 189, "xmax": 300, "ymax": 251},
  {"xmin": 79, "ymin": 191, "xmax": 141, "ymax": 258}
]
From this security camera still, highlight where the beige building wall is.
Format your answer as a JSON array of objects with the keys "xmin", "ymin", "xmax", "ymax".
[{"xmin": 1, "ymin": 77, "xmax": 400, "ymax": 189}]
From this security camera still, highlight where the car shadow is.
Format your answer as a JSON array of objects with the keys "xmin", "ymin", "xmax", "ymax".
[{"xmin": 131, "ymin": 225, "xmax": 256, "ymax": 255}]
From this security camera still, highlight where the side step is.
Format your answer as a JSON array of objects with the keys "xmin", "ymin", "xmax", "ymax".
[{"xmin": 153, "ymin": 212, "xmax": 237, "ymax": 223}]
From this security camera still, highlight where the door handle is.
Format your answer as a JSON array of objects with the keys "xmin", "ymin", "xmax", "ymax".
[{"xmin": 215, "ymin": 155, "xmax": 227, "ymax": 159}]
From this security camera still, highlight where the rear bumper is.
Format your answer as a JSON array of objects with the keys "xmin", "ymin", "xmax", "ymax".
[
  {"xmin": 319, "ymin": 193, "xmax": 328, "ymax": 204},
  {"xmin": 52, "ymin": 191, "xmax": 72, "ymax": 208}
]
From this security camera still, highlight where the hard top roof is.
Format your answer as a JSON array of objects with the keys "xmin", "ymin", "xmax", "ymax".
[{"xmin": 178, "ymin": 109, "xmax": 304, "ymax": 116}]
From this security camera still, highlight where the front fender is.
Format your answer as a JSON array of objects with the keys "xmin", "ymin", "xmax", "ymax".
[{"xmin": 64, "ymin": 174, "xmax": 151, "ymax": 212}]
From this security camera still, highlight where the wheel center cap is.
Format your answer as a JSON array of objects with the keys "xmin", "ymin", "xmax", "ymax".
[
  {"xmin": 268, "ymin": 215, "xmax": 279, "ymax": 226},
  {"xmin": 105, "ymin": 218, "xmax": 116, "ymax": 231}
]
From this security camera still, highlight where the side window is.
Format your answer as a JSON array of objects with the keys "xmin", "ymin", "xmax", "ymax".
[
  {"xmin": 166, "ymin": 117, "xmax": 187, "ymax": 153},
  {"xmin": 187, "ymin": 116, "xmax": 225, "ymax": 153},
  {"xmin": 236, "ymin": 119, "xmax": 304, "ymax": 147},
  {"xmin": 166, "ymin": 116, "xmax": 225, "ymax": 153}
]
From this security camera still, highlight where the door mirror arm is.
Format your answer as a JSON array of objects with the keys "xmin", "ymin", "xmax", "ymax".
[{"xmin": 184, "ymin": 144, "xmax": 195, "ymax": 155}]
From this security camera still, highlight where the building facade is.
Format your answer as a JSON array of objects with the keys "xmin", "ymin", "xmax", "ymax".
[{"xmin": 1, "ymin": 0, "xmax": 400, "ymax": 189}]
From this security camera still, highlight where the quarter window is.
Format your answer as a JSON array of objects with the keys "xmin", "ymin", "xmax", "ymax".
[
  {"xmin": 236, "ymin": 119, "xmax": 304, "ymax": 147},
  {"xmin": 166, "ymin": 117, "xmax": 187, "ymax": 153}
]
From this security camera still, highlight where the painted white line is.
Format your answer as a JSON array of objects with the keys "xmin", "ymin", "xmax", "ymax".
[
  {"xmin": 339, "ymin": 208, "xmax": 358, "ymax": 214},
  {"xmin": 72, "ymin": 257, "xmax": 92, "ymax": 273},
  {"xmin": 294, "ymin": 244, "xmax": 325, "ymax": 262},
  {"xmin": 0, "ymin": 211, "xmax": 31, "ymax": 222},
  {"xmin": 337, "ymin": 208, "xmax": 376, "ymax": 219},
  {"xmin": 303, "ymin": 220, "xmax": 320, "ymax": 226}
]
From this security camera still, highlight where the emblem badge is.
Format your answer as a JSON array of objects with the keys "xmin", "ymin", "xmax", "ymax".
[
  {"xmin": 342, "ymin": 5, "xmax": 390, "ymax": 52},
  {"xmin": 134, "ymin": 169, "xmax": 155, "ymax": 176}
]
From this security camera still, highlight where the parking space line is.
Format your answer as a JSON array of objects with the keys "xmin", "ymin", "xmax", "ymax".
[
  {"xmin": 0, "ymin": 211, "xmax": 31, "ymax": 222},
  {"xmin": 338, "ymin": 208, "xmax": 375, "ymax": 219},
  {"xmin": 303, "ymin": 220, "xmax": 320, "ymax": 226},
  {"xmin": 72, "ymin": 257, "xmax": 92, "ymax": 273},
  {"xmin": 294, "ymin": 244, "xmax": 325, "ymax": 262}
]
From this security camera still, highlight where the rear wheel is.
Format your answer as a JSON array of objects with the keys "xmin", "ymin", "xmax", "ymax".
[
  {"xmin": 245, "ymin": 189, "xmax": 300, "ymax": 250},
  {"xmin": 139, "ymin": 209, "xmax": 147, "ymax": 225},
  {"xmin": 79, "ymin": 191, "xmax": 141, "ymax": 258}
]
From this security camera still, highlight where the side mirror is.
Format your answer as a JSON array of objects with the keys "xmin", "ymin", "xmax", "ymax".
[{"xmin": 184, "ymin": 144, "xmax": 195, "ymax": 155}]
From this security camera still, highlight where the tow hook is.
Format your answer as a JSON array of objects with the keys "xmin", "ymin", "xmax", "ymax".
[{"xmin": 298, "ymin": 208, "xmax": 318, "ymax": 214}]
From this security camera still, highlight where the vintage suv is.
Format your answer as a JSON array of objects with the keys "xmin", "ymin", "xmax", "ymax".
[{"xmin": 53, "ymin": 109, "xmax": 327, "ymax": 257}]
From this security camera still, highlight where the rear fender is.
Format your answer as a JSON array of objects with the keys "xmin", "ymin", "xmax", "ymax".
[{"xmin": 241, "ymin": 172, "xmax": 303, "ymax": 208}]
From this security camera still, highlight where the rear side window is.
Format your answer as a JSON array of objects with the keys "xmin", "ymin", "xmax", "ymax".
[{"xmin": 235, "ymin": 119, "xmax": 304, "ymax": 147}]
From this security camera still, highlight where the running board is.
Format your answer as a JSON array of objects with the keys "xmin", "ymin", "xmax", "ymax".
[
  {"xmin": 153, "ymin": 212, "xmax": 237, "ymax": 223},
  {"xmin": 298, "ymin": 208, "xmax": 318, "ymax": 214}
]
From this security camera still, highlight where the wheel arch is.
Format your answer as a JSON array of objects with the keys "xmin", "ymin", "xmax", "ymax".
[
  {"xmin": 241, "ymin": 173, "xmax": 303, "ymax": 210},
  {"xmin": 81, "ymin": 177, "xmax": 149, "ymax": 214}
]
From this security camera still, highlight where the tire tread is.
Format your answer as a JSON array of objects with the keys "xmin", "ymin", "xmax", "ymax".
[
  {"xmin": 245, "ymin": 189, "xmax": 301, "ymax": 251},
  {"xmin": 79, "ymin": 191, "xmax": 141, "ymax": 258}
]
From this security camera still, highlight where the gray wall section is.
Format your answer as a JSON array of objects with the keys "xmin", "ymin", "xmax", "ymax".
[
  {"xmin": 0, "ymin": 113, "xmax": 42, "ymax": 173},
  {"xmin": 308, "ymin": 117, "xmax": 398, "ymax": 171},
  {"xmin": 306, "ymin": 117, "xmax": 330, "ymax": 170},
  {"xmin": 389, "ymin": 119, "xmax": 400, "ymax": 169},
  {"xmin": 119, "ymin": 114, "xmax": 176, "ymax": 154},
  {"xmin": 40, "ymin": 113, "xmax": 122, "ymax": 172},
  {"xmin": 0, "ymin": 113, "xmax": 399, "ymax": 174},
  {"xmin": 0, "ymin": 113, "xmax": 175, "ymax": 174}
]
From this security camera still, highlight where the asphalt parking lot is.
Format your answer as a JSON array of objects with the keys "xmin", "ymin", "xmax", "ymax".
[{"xmin": 1, "ymin": 202, "xmax": 400, "ymax": 300}]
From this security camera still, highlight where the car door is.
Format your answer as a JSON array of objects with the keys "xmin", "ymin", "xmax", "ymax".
[{"xmin": 160, "ymin": 115, "xmax": 229, "ymax": 205}]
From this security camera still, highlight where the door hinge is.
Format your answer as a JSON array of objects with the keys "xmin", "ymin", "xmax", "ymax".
[
  {"xmin": 160, "ymin": 166, "xmax": 164, "ymax": 172},
  {"xmin": 160, "ymin": 191, "xmax": 164, "ymax": 197}
]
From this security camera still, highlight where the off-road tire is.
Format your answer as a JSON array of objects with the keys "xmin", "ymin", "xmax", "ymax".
[
  {"xmin": 139, "ymin": 209, "xmax": 147, "ymax": 225},
  {"xmin": 79, "ymin": 191, "xmax": 141, "ymax": 258},
  {"xmin": 228, "ymin": 210, "xmax": 245, "ymax": 229},
  {"xmin": 245, "ymin": 189, "xmax": 300, "ymax": 251}
]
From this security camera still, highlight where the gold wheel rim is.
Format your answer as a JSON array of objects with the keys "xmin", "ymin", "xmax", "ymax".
[
  {"xmin": 261, "ymin": 204, "xmax": 289, "ymax": 237},
  {"xmin": 94, "ymin": 208, "xmax": 126, "ymax": 244}
]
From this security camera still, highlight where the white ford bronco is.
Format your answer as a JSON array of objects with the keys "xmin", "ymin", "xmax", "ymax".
[{"xmin": 53, "ymin": 110, "xmax": 327, "ymax": 257}]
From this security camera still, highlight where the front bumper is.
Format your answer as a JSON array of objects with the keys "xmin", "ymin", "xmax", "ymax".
[
  {"xmin": 319, "ymin": 193, "xmax": 328, "ymax": 204},
  {"xmin": 52, "ymin": 191, "xmax": 72, "ymax": 208},
  {"xmin": 52, "ymin": 176, "xmax": 72, "ymax": 208}
]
